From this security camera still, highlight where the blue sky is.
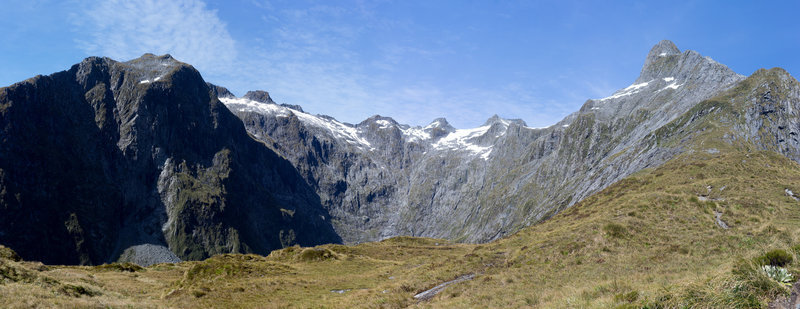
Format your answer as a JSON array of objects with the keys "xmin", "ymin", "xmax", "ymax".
[{"xmin": 1, "ymin": 1, "xmax": 798, "ymax": 128}]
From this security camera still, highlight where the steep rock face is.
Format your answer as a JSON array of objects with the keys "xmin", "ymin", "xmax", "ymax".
[
  {"xmin": 225, "ymin": 40, "xmax": 749, "ymax": 243},
  {"xmin": 0, "ymin": 54, "xmax": 339, "ymax": 265},
  {"xmin": 720, "ymin": 68, "xmax": 800, "ymax": 159}
]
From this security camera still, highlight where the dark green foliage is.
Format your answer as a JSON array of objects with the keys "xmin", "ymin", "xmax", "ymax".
[
  {"xmin": 181, "ymin": 254, "xmax": 293, "ymax": 286},
  {"xmin": 755, "ymin": 249, "xmax": 793, "ymax": 267},
  {"xmin": 59, "ymin": 284, "xmax": 98, "ymax": 297},
  {"xmin": 192, "ymin": 288, "xmax": 208, "ymax": 298},
  {"xmin": 614, "ymin": 290, "xmax": 639, "ymax": 303},
  {"xmin": 298, "ymin": 248, "xmax": 338, "ymax": 261},
  {"xmin": 603, "ymin": 223, "xmax": 627, "ymax": 238},
  {"xmin": 95, "ymin": 262, "xmax": 143, "ymax": 272}
]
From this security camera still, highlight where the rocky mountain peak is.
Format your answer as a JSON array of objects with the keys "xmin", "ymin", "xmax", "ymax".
[
  {"xmin": 425, "ymin": 118, "xmax": 450, "ymax": 128},
  {"xmin": 123, "ymin": 53, "xmax": 185, "ymax": 82},
  {"xmin": 243, "ymin": 90, "xmax": 276, "ymax": 104},
  {"xmin": 359, "ymin": 115, "xmax": 398, "ymax": 129},
  {"xmin": 636, "ymin": 40, "xmax": 741, "ymax": 84},
  {"xmin": 207, "ymin": 83, "xmax": 235, "ymax": 99},
  {"xmin": 483, "ymin": 114, "xmax": 528, "ymax": 127},
  {"xmin": 648, "ymin": 40, "xmax": 680, "ymax": 57},
  {"xmin": 424, "ymin": 117, "xmax": 455, "ymax": 138}
]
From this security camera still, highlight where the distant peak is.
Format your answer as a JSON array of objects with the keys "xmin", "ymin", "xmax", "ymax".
[
  {"xmin": 648, "ymin": 40, "xmax": 680, "ymax": 58},
  {"xmin": 638, "ymin": 40, "xmax": 681, "ymax": 80},
  {"xmin": 243, "ymin": 90, "xmax": 275, "ymax": 104},
  {"xmin": 483, "ymin": 114, "xmax": 527, "ymax": 127},
  {"xmin": 129, "ymin": 53, "xmax": 178, "ymax": 64},
  {"xmin": 207, "ymin": 83, "xmax": 235, "ymax": 99},
  {"xmin": 124, "ymin": 53, "xmax": 184, "ymax": 75},
  {"xmin": 426, "ymin": 117, "xmax": 450, "ymax": 128},
  {"xmin": 635, "ymin": 40, "xmax": 739, "ymax": 84},
  {"xmin": 748, "ymin": 67, "xmax": 796, "ymax": 82},
  {"xmin": 359, "ymin": 115, "xmax": 398, "ymax": 128},
  {"xmin": 424, "ymin": 118, "xmax": 455, "ymax": 135}
]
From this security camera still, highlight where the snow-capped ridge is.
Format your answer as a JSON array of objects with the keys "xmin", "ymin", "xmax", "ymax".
[
  {"xmin": 432, "ymin": 124, "xmax": 495, "ymax": 160},
  {"xmin": 221, "ymin": 97, "xmax": 372, "ymax": 149},
  {"xmin": 597, "ymin": 80, "xmax": 653, "ymax": 101}
]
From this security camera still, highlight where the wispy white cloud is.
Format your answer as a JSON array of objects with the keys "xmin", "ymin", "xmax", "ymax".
[
  {"xmin": 71, "ymin": 0, "xmax": 236, "ymax": 75},
  {"xmin": 217, "ymin": 3, "xmax": 553, "ymax": 129}
]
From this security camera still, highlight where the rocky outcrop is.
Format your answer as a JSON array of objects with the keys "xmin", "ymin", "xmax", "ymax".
[
  {"xmin": 0, "ymin": 54, "xmax": 340, "ymax": 265},
  {"xmin": 207, "ymin": 82, "xmax": 235, "ymax": 99},
  {"xmin": 243, "ymin": 90, "xmax": 275, "ymax": 104}
]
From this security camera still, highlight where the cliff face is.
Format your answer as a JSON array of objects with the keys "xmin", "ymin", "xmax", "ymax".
[
  {"xmin": 224, "ymin": 40, "xmax": 751, "ymax": 243},
  {"xmin": 0, "ymin": 54, "xmax": 340, "ymax": 265}
]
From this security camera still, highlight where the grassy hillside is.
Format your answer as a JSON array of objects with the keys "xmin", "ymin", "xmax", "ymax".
[{"xmin": 2, "ymin": 148, "xmax": 800, "ymax": 308}]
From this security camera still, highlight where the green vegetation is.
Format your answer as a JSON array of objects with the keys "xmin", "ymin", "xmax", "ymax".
[
  {"xmin": 755, "ymin": 249, "xmax": 794, "ymax": 267},
  {"xmin": 94, "ymin": 262, "xmax": 144, "ymax": 272},
  {"xmin": 762, "ymin": 265, "xmax": 793, "ymax": 284}
]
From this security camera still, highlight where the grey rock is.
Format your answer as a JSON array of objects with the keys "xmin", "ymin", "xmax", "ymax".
[
  {"xmin": 117, "ymin": 244, "xmax": 181, "ymax": 266},
  {"xmin": 224, "ymin": 40, "xmax": 750, "ymax": 244},
  {"xmin": 207, "ymin": 83, "xmax": 235, "ymax": 98},
  {"xmin": 243, "ymin": 90, "xmax": 275, "ymax": 104}
]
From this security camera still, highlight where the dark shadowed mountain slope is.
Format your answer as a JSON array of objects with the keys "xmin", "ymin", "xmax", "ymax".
[{"xmin": 0, "ymin": 54, "xmax": 340, "ymax": 265}]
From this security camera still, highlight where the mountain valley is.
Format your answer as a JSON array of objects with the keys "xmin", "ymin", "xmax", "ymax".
[{"xmin": 2, "ymin": 40, "xmax": 800, "ymax": 307}]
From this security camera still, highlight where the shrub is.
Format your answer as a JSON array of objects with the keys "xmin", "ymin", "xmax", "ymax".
[
  {"xmin": 755, "ymin": 249, "xmax": 793, "ymax": 267},
  {"xmin": 613, "ymin": 290, "xmax": 639, "ymax": 303},
  {"xmin": 96, "ymin": 262, "xmax": 143, "ymax": 272},
  {"xmin": 298, "ymin": 248, "xmax": 338, "ymax": 261},
  {"xmin": 603, "ymin": 223, "xmax": 626, "ymax": 238},
  {"xmin": 59, "ymin": 284, "xmax": 97, "ymax": 297}
]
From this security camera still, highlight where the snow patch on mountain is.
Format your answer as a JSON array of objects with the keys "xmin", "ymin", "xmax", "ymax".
[
  {"xmin": 221, "ymin": 97, "xmax": 291, "ymax": 116},
  {"xmin": 433, "ymin": 125, "xmax": 493, "ymax": 159},
  {"xmin": 598, "ymin": 80, "xmax": 653, "ymax": 101},
  {"xmin": 425, "ymin": 119, "xmax": 448, "ymax": 130},
  {"xmin": 221, "ymin": 97, "xmax": 373, "ymax": 148},
  {"xmin": 401, "ymin": 127, "xmax": 430, "ymax": 142},
  {"xmin": 375, "ymin": 119, "xmax": 393, "ymax": 129}
]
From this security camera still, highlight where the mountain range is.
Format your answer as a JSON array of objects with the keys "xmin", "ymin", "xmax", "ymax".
[
  {"xmin": 1, "ymin": 40, "xmax": 800, "ymax": 270},
  {"xmin": 220, "ymin": 39, "xmax": 746, "ymax": 245}
]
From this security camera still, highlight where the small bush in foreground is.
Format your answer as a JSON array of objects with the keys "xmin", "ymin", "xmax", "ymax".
[
  {"xmin": 96, "ymin": 262, "xmax": 143, "ymax": 272},
  {"xmin": 755, "ymin": 249, "xmax": 793, "ymax": 267},
  {"xmin": 298, "ymin": 248, "xmax": 338, "ymax": 261},
  {"xmin": 603, "ymin": 223, "xmax": 627, "ymax": 238}
]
